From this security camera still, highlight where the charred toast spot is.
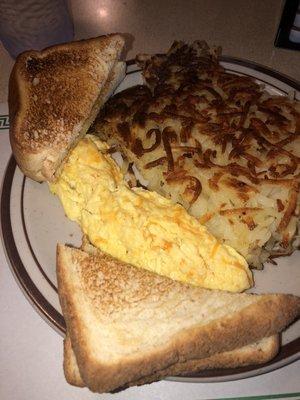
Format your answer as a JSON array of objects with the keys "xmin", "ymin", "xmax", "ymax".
[{"xmin": 26, "ymin": 51, "xmax": 88, "ymax": 76}]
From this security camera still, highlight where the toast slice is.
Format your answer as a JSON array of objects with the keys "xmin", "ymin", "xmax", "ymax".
[
  {"xmin": 57, "ymin": 244, "xmax": 300, "ymax": 393},
  {"xmin": 63, "ymin": 334, "xmax": 279, "ymax": 388},
  {"xmin": 9, "ymin": 34, "xmax": 125, "ymax": 182}
]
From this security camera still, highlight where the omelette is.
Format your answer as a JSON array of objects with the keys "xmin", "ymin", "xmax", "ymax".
[
  {"xmin": 50, "ymin": 134, "xmax": 252, "ymax": 292},
  {"xmin": 91, "ymin": 41, "xmax": 300, "ymax": 268}
]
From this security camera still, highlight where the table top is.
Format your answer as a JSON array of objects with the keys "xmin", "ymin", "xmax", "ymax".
[
  {"xmin": 0, "ymin": 1, "xmax": 299, "ymax": 399},
  {"xmin": 1, "ymin": 0, "xmax": 300, "ymax": 104}
]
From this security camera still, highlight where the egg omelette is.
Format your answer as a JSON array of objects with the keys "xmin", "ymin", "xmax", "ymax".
[{"xmin": 50, "ymin": 134, "xmax": 253, "ymax": 292}]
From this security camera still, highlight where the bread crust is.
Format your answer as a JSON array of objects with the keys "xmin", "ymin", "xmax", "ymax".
[
  {"xmin": 9, "ymin": 34, "xmax": 125, "ymax": 182},
  {"xmin": 56, "ymin": 245, "xmax": 300, "ymax": 393},
  {"xmin": 64, "ymin": 337, "xmax": 85, "ymax": 388},
  {"xmin": 63, "ymin": 334, "xmax": 279, "ymax": 388}
]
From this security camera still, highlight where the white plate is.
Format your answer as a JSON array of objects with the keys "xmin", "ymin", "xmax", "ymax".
[{"xmin": 1, "ymin": 58, "xmax": 300, "ymax": 382}]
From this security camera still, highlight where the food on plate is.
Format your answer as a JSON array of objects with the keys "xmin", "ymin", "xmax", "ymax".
[
  {"xmin": 64, "ymin": 333, "xmax": 279, "ymax": 388},
  {"xmin": 92, "ymin": 40, "xmax": 300, "ymax": 268},
  {"xmin": 7, "ymin": 35, "xmax": 300, "ymax": 388},
  {"xmin": 57, "ymin": 244, "xmax": 300, "ymax": 393},
  {"xmin": 50, "ymin": 134, "xmax": 252, "ymax": 292},
  {"xmin": 9, "ymin": 34, "xmax": 125, "ymax": 182}
]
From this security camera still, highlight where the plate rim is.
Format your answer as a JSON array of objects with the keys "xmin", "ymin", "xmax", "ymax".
[
  {"xmin": 1, "ymin": 56, "xmax": 299, "ymax": 382},
  {"xmin": 127, "ymin": 55, "xmax": 300, "ymax": 90},
  {"xmin": 1, "ymin": 156, "xmax": 66, "ymax": 335}
]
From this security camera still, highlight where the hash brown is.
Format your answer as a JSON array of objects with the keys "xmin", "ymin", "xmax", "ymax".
[{"xmin": 91, "ymin": 41, "xmax": 300, "ymax": 267}]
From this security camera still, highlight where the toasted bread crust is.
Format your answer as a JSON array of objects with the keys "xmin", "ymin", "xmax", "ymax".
[
  {"xmin": 63, "ymin": 334, "xmax": 279, "ymax": 388},
  {"xmin": 9, "ymin": 34, "xmax": 125, "ymax": 181},
  {"xmin": 57, "ymin": 245, "xmax": 300, "ymax": 393},
  {"xmin": 64, "ymin": 337, "xmax": 85, "ymax": 387}
]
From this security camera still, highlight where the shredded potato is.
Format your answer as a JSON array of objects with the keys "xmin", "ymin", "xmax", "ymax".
[{"xmin": 91, "ymin": 41, "xmax": 300, "ymax": 268}]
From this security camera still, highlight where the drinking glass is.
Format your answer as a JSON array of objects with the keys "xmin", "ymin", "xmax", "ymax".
[{"xmin": 0, "ymin": 0, "xmax": 74, "ymax": 58}]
